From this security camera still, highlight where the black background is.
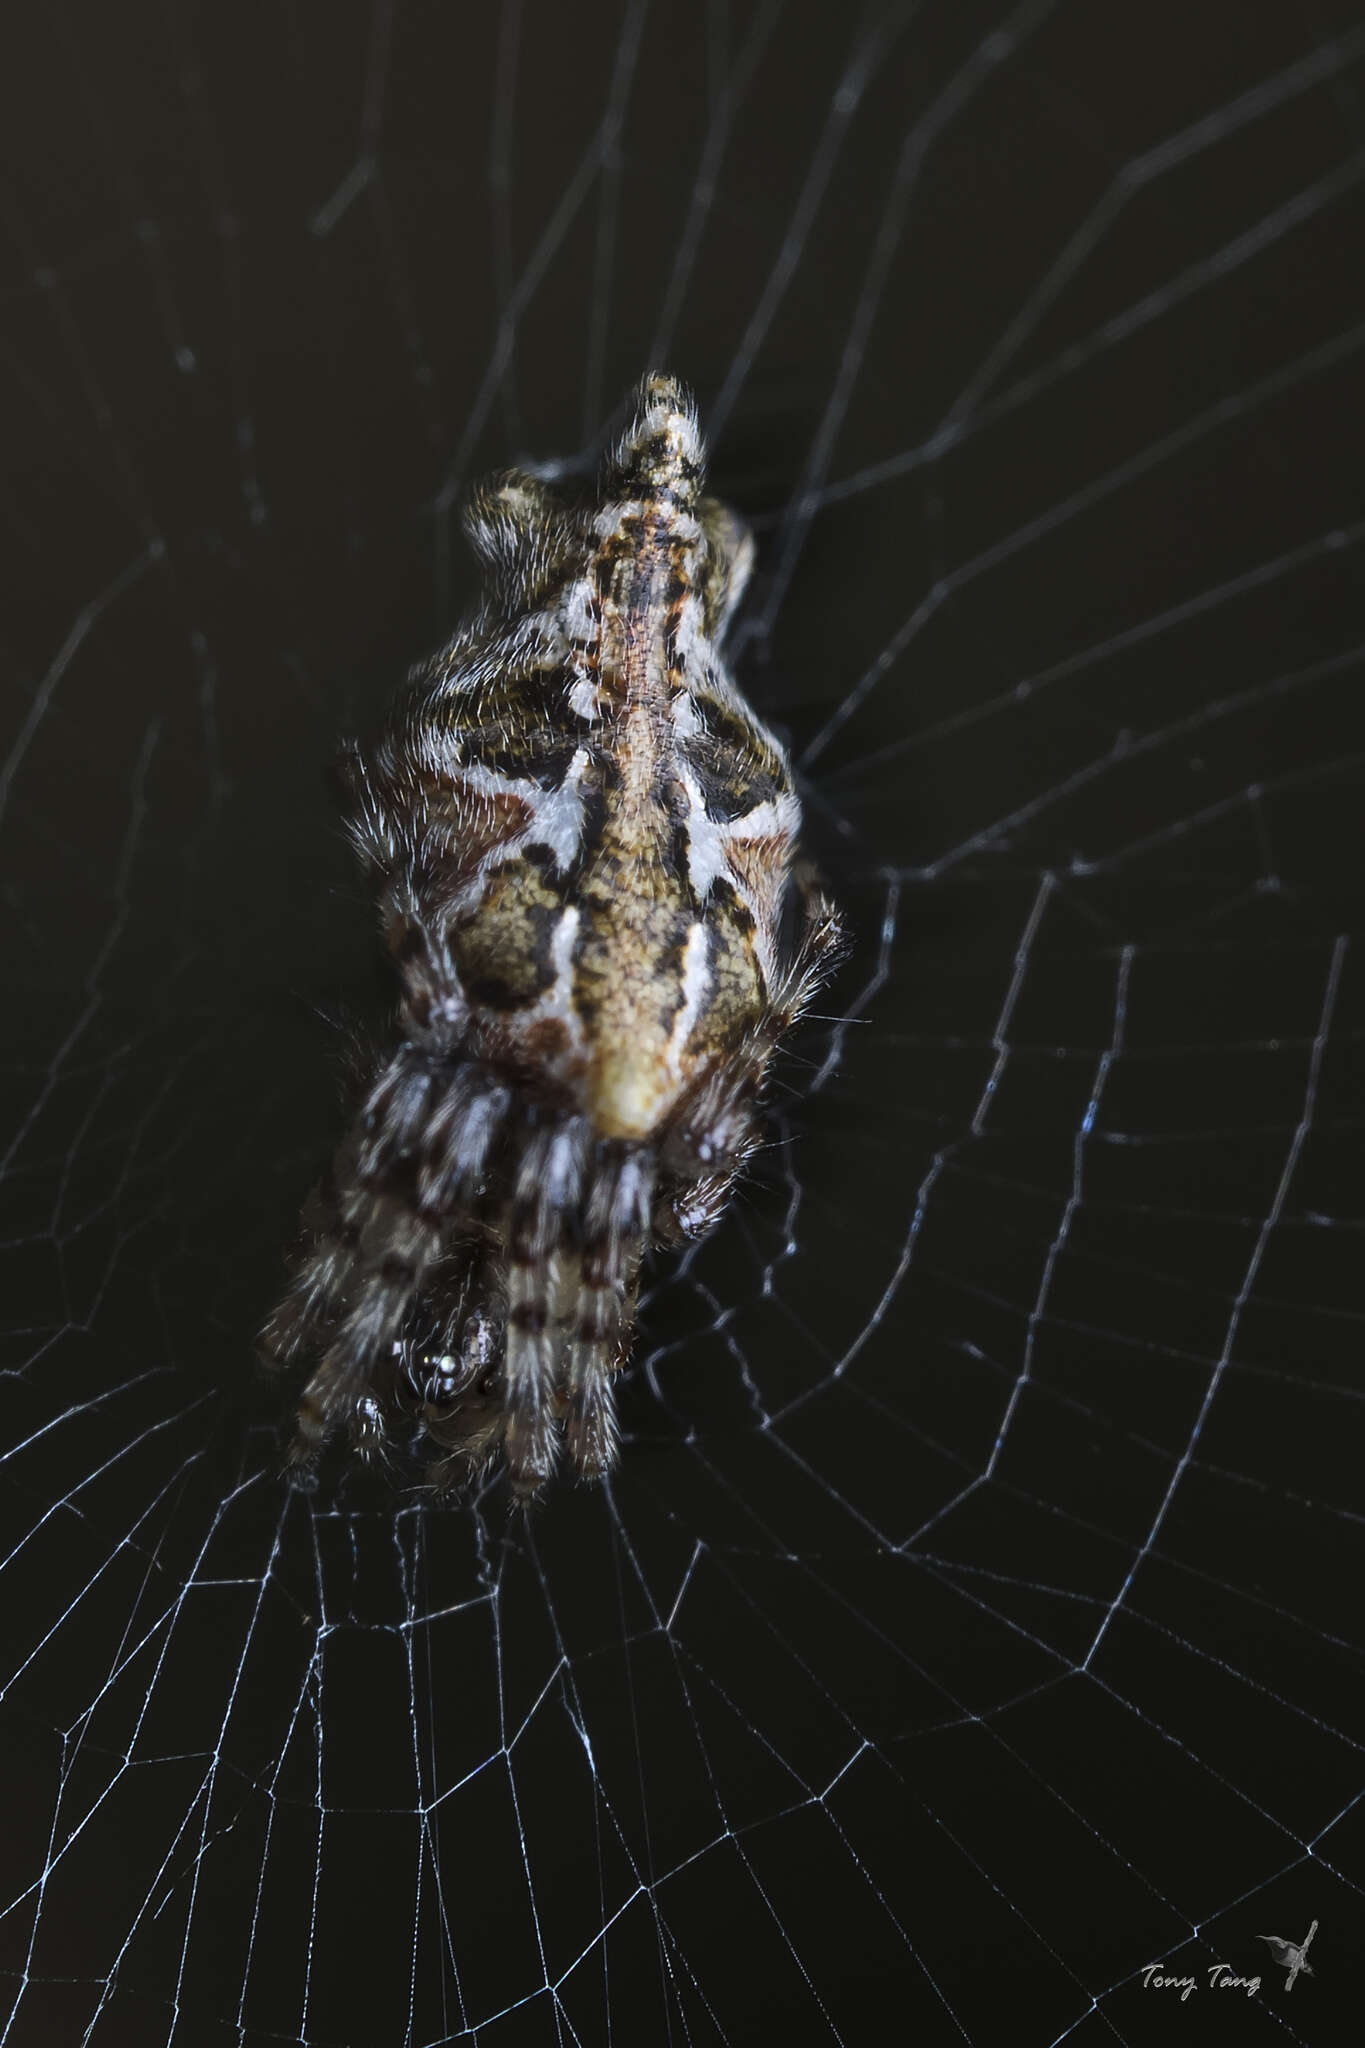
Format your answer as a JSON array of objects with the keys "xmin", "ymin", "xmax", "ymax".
[{"xmin": 2, "ymin": 3, "xmax": 1363, "ymax": 2044}]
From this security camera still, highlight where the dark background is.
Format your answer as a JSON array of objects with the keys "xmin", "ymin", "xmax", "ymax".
[{"xmin": 2, "ymin": 2, "xmax": 1363, "ymax": 2043}]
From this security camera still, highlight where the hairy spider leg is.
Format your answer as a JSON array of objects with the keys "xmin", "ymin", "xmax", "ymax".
[
  {"xmin": 257, "ymin": 1048, "xmax": 442, "ymax": 1369},
  {"xmin": 500, "ymin": 1117, "xmax": 593, "ymax": 1496},
  {"xmin": 563, "ymin": 1148, "xmax": 654, "ymax": 1479},
  {"xmin": 271, "ymin": 1057, "xmax": 509, "ymax": 1471}
]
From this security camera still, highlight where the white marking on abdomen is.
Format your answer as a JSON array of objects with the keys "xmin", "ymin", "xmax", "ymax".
[{"xmin": 664, "ymin": 923, "xmax": 711, "ymax": 1079}]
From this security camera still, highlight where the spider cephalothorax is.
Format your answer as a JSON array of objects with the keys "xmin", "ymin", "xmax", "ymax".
[{"xmin": 261, "ymin": 373, "xmax": 844, "ymax": 1496}]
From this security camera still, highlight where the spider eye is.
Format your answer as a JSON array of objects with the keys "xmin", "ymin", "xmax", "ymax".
[
  {"xmin": 400, "ymin": 1348, "xmax": 465, "ymax": 1405},
  {"xmin": 427, "ymin": 1353, "xmax": 460, "ymax": 1393}
]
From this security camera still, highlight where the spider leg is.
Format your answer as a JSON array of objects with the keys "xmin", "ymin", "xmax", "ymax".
[
  {"xmin": 259, "ymin": 1045, "xmax": 440, "ymax": 1369},
  {"xmin": 563, "ymin": 1149, "xmax": 653, "ymax": 1481},
  {"xmin": 772, "ymin": 861, "xmax": 847, "ymax": 1026},
  {"xmin": 257, "ymin": 1150, "xmax": 365, "ymax": 1368},
  {"xmin": 651, "ymin": 1167, "xmax": 742, "ymax": 1248},
  {"xmin": 282, "ymin": 1057, "xmax": 510, "ymax": 1473},
  {"xmin": 286, "ymin": 1190, "xmax": 443, "ymax": 1469},
  {"xmin": 500, "ymin": 1118, "xmax": 591, "ymax": 1499}
]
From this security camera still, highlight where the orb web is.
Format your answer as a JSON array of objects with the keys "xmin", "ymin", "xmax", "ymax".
[{"xmin": 2, "ymin": 2, "xmax": 1363, "ymax": 2042}]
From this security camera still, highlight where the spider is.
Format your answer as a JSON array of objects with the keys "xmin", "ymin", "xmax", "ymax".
[{"xmin": 260, "ymin": 373, "xmax": 845, "ymax": 1497}]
